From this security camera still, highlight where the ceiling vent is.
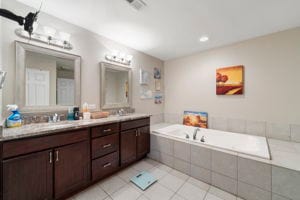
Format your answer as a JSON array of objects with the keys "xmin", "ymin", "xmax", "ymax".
[{"xmin": 126, "ymin": 0, "xmax": 147, "ymax": 10}]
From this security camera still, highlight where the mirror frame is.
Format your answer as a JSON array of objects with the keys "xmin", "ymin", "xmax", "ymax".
[
  {"xmin": 100, "ymin": 62, "xmax": 132, "ymax": 110},
  {"xmin": 15, "ymin": 41, "xmax": 81, "ymax": 112}
]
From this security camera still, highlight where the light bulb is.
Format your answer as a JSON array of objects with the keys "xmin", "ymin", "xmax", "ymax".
[
  {"xmin": 111, "ymin": 50, "xmax": 119, "ymax": 59},
  {"xmin": 32, "ymin": 22, "xmax": 39, "ymax": 33},
  {"xmin": 59, "ymin": 32, "xmax": 71, "ymax": 42},
  {"xmin": 43, "ymin": 26, "xmax": 56, "ymax": 38},
  {"xmin": 199, "ymin": 36, "xmax": 209, "ymax": 42},
  {"xmin": 126, "ymin": 55, "xmax": 133, "ymax": 61}
]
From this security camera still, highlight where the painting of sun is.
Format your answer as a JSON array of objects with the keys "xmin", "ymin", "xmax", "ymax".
[{"xmin": 216, "ymin": 65, "xmax": 244, "ymax": 95}]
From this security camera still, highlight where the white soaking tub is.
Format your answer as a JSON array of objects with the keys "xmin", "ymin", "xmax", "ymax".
[{"xmin": 153, "ymin": 124, "xmax": 271, "ymax": 160}]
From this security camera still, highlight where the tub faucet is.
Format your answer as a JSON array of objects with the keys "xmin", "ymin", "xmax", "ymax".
[
  {"xmin": 185, "ymin": 133, "xmax": 190, "ymax": 139},
  {"xmin": 193, "ymin": 128, "xmax": 200, "ymax": 140},
  {"xmin": 200, "ymin": 135, "xmax": 205, "ymax": 142}
]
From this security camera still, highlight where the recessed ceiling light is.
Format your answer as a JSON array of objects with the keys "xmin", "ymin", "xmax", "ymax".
[{"xmin": 199, "ymin": 36, "xmax": 209, "ymax": 42}]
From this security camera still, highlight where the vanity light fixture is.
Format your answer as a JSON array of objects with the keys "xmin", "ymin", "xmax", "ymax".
[
  {"xmin": 15, "ymin": 26, "xmax": 73, "ymax": 50},
  {"xmin": 105, "ymin": 51, "xmax": 133, "ymax": 66},
  {"xmin": 43, "ymin": 26, "xmax": 56, "ymax": 44},
  {"xmin": 199, "ymin": 35, "xmax": 209, "ymax": 42}
]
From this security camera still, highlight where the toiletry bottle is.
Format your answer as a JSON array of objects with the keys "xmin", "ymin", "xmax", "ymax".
[
  {"xmin": 67, "ymin": 107, "xmax": 74, "ymax": 120},
  {"xmin": 73, "ymin": 107, "xmax": 80, "ymax": 120},
  {"xmin": 6, "ymin": 105, "xmax": 22, "ymax": 128},
  {"xmin": 82, "ymin": 102, "xmax": 88, "ymax": 113}
]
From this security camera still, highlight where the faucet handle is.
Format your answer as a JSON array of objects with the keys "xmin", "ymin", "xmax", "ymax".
[{"xmin": 47, "ymin": 116, "xmax": 52, "ymax": 123}]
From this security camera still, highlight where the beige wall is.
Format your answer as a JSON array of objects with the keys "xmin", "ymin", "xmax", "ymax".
[
  {"xmin": 1, "ymin": 0, "xmax": 164, "ymax": 120},
  {"xmin": 164, "ymin": 28, "xmax": 300, "ymax": 124}
]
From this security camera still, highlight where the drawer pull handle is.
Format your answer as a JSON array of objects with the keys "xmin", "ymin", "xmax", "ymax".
[
  {"xmin": 49, "ymin": 152, "xmax": 53, "ymax": 163},
  {"xmin": 103, "ymin": 129, "xmax": 112, "ymax": 133},
  {"xmin": 103, "ymin": 163, "xmax": 112, "ymax": 168},
  {"xmin": 103, "ymin": 144, "xmax": 112, "ymax": 148},
  {"xmin": 55, "ymin": 150, "xmax": 59, "ymax": 162}
]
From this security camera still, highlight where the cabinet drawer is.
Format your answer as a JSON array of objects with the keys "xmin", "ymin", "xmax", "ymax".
[
  {"xmin": 92, "ymin": 133, "xmax": 119, "ymax": 159},
  {"xmin": 3, "ymin": 129, "xmax": 89, "ymax": 159},
  {"xmin": 92, "ymin": 152, "xmax": 119, "ymax": 181},
  {"xmin": 120, "ymin": 117, "xmax": 150, "ymax": 131},
  {"xmin": 91, "ymin": 123, "xmax": 119, "ymax": 138}
]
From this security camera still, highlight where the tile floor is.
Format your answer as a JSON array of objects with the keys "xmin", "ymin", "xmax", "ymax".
[{"xmin": 69, "ymin": 158, "xmax": 244, "ymax": 200}]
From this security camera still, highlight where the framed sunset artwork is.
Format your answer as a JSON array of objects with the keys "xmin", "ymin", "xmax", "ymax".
[
  {"xmin": 216, "ymin": 65, "xmax": 244, "ymax": 95},
  {"xmin": 183, "ymin": 111, "xmax": 208, "ymax": 128}
]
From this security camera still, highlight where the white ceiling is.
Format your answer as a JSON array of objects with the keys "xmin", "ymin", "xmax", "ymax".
[{"xmin": 17, "ymin": 0, "xmax": 300, "ymax": 60}]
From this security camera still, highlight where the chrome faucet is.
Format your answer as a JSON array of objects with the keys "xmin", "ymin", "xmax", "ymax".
[
  {"xmin": 118, "ymin": 109, "xmax": 127, "ymax": 116},
  {"xmin": 48, "ymin": 113, "xmax": 60, "ymax": 123},
  {"xmin": 193, "ymin": 127, "xmax": 200, "ymax": 140}
]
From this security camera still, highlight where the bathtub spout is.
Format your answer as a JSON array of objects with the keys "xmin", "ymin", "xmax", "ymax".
[{"xmin": 193, "ymin": 128, "xmax": 200, "ymax": 140}]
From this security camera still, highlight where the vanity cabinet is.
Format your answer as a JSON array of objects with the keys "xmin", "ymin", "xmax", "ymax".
[
  {"xmin": 137, "ymin": 126, "xmax": 150, "ymax": 159},
  {"xmin": 91, "ymin": 123, "xmax": 120, "ymax": 181},
  {"xmin": 120, "ymin": 118, "xmax": 150, "ymax": 166},
  {"xmin": 120, "ymin": 129, "xmax": 138, "ymax": 165},
  {"xmin": 0, "ymin": 117, "xmax": 150, "ymax": 200},
  {"xmin": 3, "ymin": 150, "xmax": 53, "ymax": 200},
  {"xmin": 54, "ymin": 141, "xmax": 89, "ymax": 199},
  {"xmin": 1, "ymin": 129, "xmax": 90, "ymax": 200}
]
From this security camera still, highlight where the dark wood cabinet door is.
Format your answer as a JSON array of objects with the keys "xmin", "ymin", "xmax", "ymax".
[
  {"xmin": 3, "ymin": 150, "xmax": 53, "ymax": 200},
  {"xmin": 54, "ymin": 141, "xmax": 90, "ymax": 199},
  {"xmin": 137, "ymin": 126, "xmax": 150, "ymax": 159},
  {"xmin": 120, "ymin": 129, "xmax": 137, "ymax": 166}
]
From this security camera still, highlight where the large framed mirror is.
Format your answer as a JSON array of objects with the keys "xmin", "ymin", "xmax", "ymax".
[
  {"xmin": 100, "ymin": 62, "xmax": 132, "ymax": 109},
  {"xmin": 15, "ymin": 41, "xmax": 81, "ymax": 112}
]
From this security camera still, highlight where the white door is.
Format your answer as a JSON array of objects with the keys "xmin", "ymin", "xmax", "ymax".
[
  {"xmin": 26, "ymin": 68, "xmax": 50, "ymax": 106},
  {"xmin": 57, "ymin": 78, "xmax": 75, "ymax": 105}
]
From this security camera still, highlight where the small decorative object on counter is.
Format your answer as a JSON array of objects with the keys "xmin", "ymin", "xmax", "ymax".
[
  {"xmin": 73, "ymin": 107, "xmax": 80, "ymax": 120},
  {"xmin": 6, "ymin": 104, "xmax": 22, "ymax": 128},
  {"xmin": 91, "ymin": 111, "xmax": 109, "ymax": 119}
]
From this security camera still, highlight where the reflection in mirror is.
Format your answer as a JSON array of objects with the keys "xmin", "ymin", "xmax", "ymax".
[
  {"xmin": 25, "ymin": 51, "xmax": 75, "ymax": 106},
  {"xmin": 100, "ymin": 62, "xmax": 132, "ymax": 109},
  {"xmin": 105, "ymin": 68, "xmax": 129, "ymax": 104}
]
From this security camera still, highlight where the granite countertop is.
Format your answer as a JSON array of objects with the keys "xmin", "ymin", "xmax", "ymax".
[
  {"xmin": 1, "ymin": 113, "xmax": 151, "ymax": 142},
  {"xmin": 0, "ymin": 114, "xmax": 6, "ymax": 138}
]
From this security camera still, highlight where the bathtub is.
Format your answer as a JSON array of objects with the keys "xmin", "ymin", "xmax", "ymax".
[{"xmin": 153, "ymin": 124, "xmax": 271, "ymax": 160}]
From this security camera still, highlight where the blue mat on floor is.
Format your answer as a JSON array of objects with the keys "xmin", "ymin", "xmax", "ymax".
[{"xmin": 130, "ymin": 171, "xmax": 157, "ymax": 191}]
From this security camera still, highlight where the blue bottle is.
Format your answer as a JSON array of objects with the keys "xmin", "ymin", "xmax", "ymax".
[{"xmin": 6, "ymin": 105, "xmax": 22, "ymax": 128}]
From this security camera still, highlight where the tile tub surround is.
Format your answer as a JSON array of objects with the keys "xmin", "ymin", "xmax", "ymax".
[
  {"xmin": 1, "ymin": 113, "xmax": 151, "ymax": 141},
  {"xmin": 164, "ymin": 113, "xmax": 300, "ymax": 143},
  {"xmin": 150, "ymin": 123, "xmax": 300, "ymax": 200}
]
